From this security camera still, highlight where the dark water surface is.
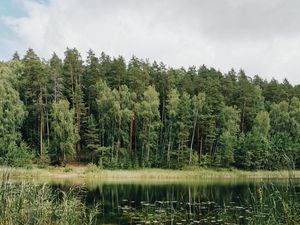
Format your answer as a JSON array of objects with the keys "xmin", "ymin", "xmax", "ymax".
[{"xmin": 47, "ymin": 178, "xmax": 299, "ymax": 225}]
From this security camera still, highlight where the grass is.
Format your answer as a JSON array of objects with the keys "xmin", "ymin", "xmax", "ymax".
[
  {"xmin": 0, "ymin": 172, "xmax": 99, "ymax": 225},
  {"xmin": 247, "ymin": 183, "xmax": 299, "ymax": 224},
  {"xmin": 1, "ymin": 164, "xmax": 300, "ymax": 182}
]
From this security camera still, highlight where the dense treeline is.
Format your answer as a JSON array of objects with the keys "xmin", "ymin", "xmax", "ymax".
[{"xmin": 0, "ymin": 48, "xmax": 300, "ymax": 169}]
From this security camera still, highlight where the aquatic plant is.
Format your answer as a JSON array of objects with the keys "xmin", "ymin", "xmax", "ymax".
[
  {"xmin": 0, "ymin": 172, "xmax": 100, "ymax": 225},
  {"xmin": 120, "ymin": 183, "xmax": 300, "ymax": 224}
]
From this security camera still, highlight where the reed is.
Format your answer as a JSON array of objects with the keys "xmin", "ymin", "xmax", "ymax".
[
  {"xmin": 0, "ymin": 171, "xmax": 99, "ymax": 225},
  {"xmin": 246, "ymin": 160, "xmax": 300, "ymax": 225},
  {"xmin": 1, "ymin": 165, "xmax": 300, "ymax": 181}
]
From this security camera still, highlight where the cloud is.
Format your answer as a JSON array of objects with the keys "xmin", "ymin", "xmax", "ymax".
[{"xmin": 2, "ymin": 0, "xmax": 300, "ymax": 84}]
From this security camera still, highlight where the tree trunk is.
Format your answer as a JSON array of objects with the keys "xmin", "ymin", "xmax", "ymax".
[
  {"xmin": 129, "ymin": 118, "xmax": 133, "ymax": 152},
  {"xmin": 199, "ymin": 136, "xmax": 203, "ymax": 164},
  {"xmin": 40, "ymin": 86, "xmax": 44, "ymax": 160},
  {"xmin": 160, "ymin": 98, "xmax": 166, "ymax": 152},
  {"xmin": 240, "ymin": 101, "xmax": 246, "ymax": 132},
  {"xmin": 134, "ymin": 119, "xmax": 138, "ymax": 155},
  {"xmin": 167, "ymin": 139, "xmax": 171, "ymax": 168},
  {"xmin": 190, "ymin": 113, "xmax": 198, "ymax": 164},
  {"xmin": 54, "ymin": 75, "xmax": 57, "ymax": 103},
  {"xmin": 76, "ymin": 104, "xmax": 81, "ymax": 154},
  {"xmin": 40, "ymin": 110, "xmax": 43, "ymax": 159},
  {"xmin": 46, "ymin": 96, "xmax": 50, "ymax": 147},
  {"xmin": 46, "ymin": 111, "xmax": 50, "ymax": 146}
]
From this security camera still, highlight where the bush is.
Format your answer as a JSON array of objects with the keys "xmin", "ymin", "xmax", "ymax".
[
  {"xmin": 36, "ymin": 162, "xmax": 49, "ymax": 169},
  {"xmin": 199, "ymin": 154, "xmax": 212, "ymax": 168},
  {"xmin": 5, "ymin": 142, "xmax": 33, "ymax": 167},
  {"xmin": 85, "ymin": 163, "xmax": 101, "ymax": 173},
  {"xmin": 64, "ymin": 166, "xmax": 73, "ymax": 173}
]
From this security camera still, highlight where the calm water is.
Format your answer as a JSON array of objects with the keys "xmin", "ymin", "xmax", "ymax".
[{"xmin": 45, "ymin": 178, "xmax": 299, "ymax": 225}]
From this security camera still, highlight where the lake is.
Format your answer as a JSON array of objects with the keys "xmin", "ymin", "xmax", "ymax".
[{"xmin": 42, "ymin": 178, "xmax": 299, "ymax": 225}]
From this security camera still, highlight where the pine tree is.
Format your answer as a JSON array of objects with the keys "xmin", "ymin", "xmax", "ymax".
[
  {"xmin": 63, "ymin": 48, "xmax": 85, "ymax": 154},
  {"xmin": 126, "ymin": 56, "xmax": 151, "ymax": 98},
  {"xmin": 237, "ymin": 70, "xmax": 265, "ymax": 133},
  {"xmin": 12, "ymin": 51, "xmax": 20, "ymax": 61},
  {"xmin": 22, "ymin": 48, "xmax": 47, "ymax": 159},
  {"xmin": 84, "ymin": 49, "xmax": 100, "ymax": 114},
  {"xmin": 50, "ymin": 53, "xmax": 63, "ymax": 103},
  {"xmin": 84, "ymin": 114, "xmax": 100, "ymax": 163}
]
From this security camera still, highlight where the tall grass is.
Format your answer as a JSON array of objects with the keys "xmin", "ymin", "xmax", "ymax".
[
  {"xmin": 0, "ymin": 171, "xmax": 99, "ymax": 225},
  {"xmin": 246, "ymin": 183, "xmax": 299, "ymax": 225},
  {"xmin": 247, "ymin": 158, "xmax": 300, "ymax": 225},
  {"xmin": 2, "ymin": 165, "xmax": 300, "ymax": 182}
]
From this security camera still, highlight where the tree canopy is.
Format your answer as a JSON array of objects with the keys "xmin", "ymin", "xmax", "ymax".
[{"xmin": 0, "ymin": 48, "xmax": 299, "ymax": 169}]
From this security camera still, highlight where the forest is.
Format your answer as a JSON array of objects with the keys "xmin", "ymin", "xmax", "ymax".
[{"xmin": 0, "ymin": 48, "xmax": 299, "ymax": 170}]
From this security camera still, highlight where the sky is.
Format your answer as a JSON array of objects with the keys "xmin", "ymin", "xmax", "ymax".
[{"xmin": 1, "ymin": 0, "xmax": 300, "ymax": 84}]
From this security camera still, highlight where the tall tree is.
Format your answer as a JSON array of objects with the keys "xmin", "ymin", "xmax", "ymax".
[
  {"xmin": 0, "ymin": 79, "xmax": 26, "ymax": 161},
  {"xmin": 136, "ymin": 86, "xmax": 160, "ymax": 167},
  {"xmin": 50, "ymin": 52, "xmax": 63, "ymax": 103},
  {"xmin": 165, "ymin": 88, "xmax": 180, "ymax": 167},
  {"xmin": 177, "ymin": 92, "xmax": 192, "ymax": 167},
  {"xmin": 50, "ymin": 100, "xmax": 79, "ymax": 165},
  {"xmin": 22, "ymin": 49, "xmax": 47, "ymax": 158},
  {"xmin": 236, "ymin": 111, "xmax": 270, "ymax": 169},
  {"xmin": 83, "ymin": 49, "xmax": 100, "ymax": 114},
  {"xmin": 237, "ymin": 70, "xmax": 264, "ymax": 133},
  {"xmin": 269, "ymin": 101, "xmax": 292, "ymax": 168},
  {"xmin": 118, "ymin": 85, "xmax": 136, "ymax": 165},
  {"xmin": 216, "ymin": 106, "xmax": 239, "ymax": 167},
  {"xmin": 12, "ymin": 51, "xmax": 20, "ymax": 61},
  {"xmin": 83, "ymin": 114, "xmax": 100, "ymax": 163},
  {"xmin": 190, "ymin": 92, "xmax": 205, "ymax": 164},
  {"xmin": 126, "ymin": 56, "xmax": 151, "ymax": 98},
  {"xmin": 63, "ymin": 48, "xmax": 85, "ymax": 154}
]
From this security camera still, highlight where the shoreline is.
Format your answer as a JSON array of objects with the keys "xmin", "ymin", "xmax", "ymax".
[{"xmin": 1, "ymin": 165, "xmax": 300, "ymax": 182}]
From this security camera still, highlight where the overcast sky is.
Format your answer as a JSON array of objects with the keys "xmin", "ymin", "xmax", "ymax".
[{"xmin": 1, "ymin": 0, "xmax": 300, "ymax": 84}]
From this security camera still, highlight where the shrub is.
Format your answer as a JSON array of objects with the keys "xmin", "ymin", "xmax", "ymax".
[
  {"xmin": 63, "ymin": 166, "xmax": 73, "ymax": 173},
  {"xmin": 5, "ymin": 142, "xmax": 33, "ymax": 167},
  {"xmin": 85, "ymin": 163, "xmax": 101, "ymax": 173}
]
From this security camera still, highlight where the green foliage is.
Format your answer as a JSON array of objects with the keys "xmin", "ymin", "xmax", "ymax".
[
  {"xmin": 50, "ymin": 52, "xmax": 64, "ymax": 102},
  {"xmin": 165, "ymin": 88, "xmax": 180, "ymax": 167},
  {"xmin": 0, "ymin": 174, "xmax": 99, "ymax": 224},
  {"xmin": 5, "ymin": 142, "xmax": 33, "ymax": 167},
  {"xmin": 85, "ymin": 163, "xmax": 101, "ymax": 173},
  {"xmin": 49, "ymin": 100, "xmax": 79, "ymax": 165},
  {"xmin": 0, "ymin": 76, "xmax": 29, "ymax": 167},
  {"xmin": 0, "ymin": 80, "xmax": 26, "ymax": 151},
  {"xmin": 176, "ymin": 92, "xmax": 192, "ymax": 167},
  {"xmin": 236, "ymin": 111, "xmax": 271, "ymax": 170},
  {"xmin": 21, "ymin": 49, "xmax": 48, "ymax": 158},
  {"xmin": 136, "ymin": 86, "xmax": 161, "ymax": 167},
  {"xmin": 216, "ymin": 106, "xmax": 239, "ymax": 167},
  {"xmin": 63, "ymin": 166, "xmax": 73, "ymax": 173},
  {"xmin": 83, "ymin": 114, "xmax": 100, "ymax": 163},
  {"xmin": 63, "ymin": 48, "xmax": 85, "ymax": 154},
  {"xmin": 2, "ymin": 48, "xmax": 300, "ymax": 170}
]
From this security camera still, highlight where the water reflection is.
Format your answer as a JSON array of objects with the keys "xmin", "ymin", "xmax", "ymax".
[{"xmin": 43, "ymin": 178, "xmax": 297, "ymax": 225}]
